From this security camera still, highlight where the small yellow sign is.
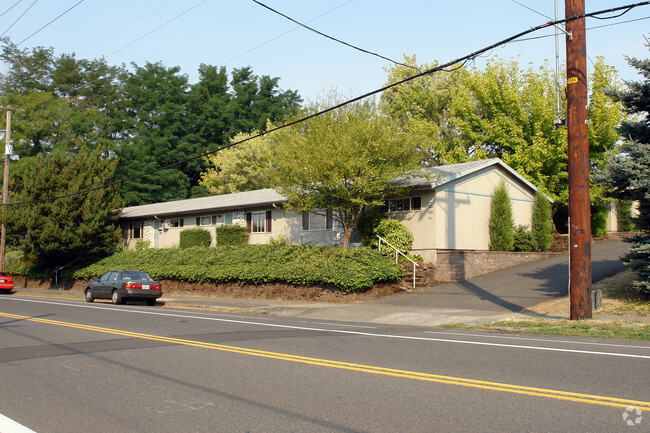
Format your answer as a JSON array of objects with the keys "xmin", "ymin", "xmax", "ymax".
[{"xmin": 568, "ymin": 77, "xmax": 578, "ymax": 84}]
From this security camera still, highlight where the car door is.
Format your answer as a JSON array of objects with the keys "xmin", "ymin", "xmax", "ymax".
[{"xmin": 97, "ymin": 271, "xmax": 117, "ymax": 297}]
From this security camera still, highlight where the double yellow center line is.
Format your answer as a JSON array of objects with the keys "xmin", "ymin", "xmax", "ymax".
[{"xmin": 2, "ymin": 311, "xmax": 649, "ymax": 410}]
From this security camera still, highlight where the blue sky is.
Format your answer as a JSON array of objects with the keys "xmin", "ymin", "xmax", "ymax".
[{"xmin": 1, "ymin": 0, "xmax": 648, "ymax": 102}]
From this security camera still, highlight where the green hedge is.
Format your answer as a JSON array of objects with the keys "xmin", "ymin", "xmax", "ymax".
[
  {"xmin": 216, "ymin": 224, "xmax": 249, "ymax": 246},
  {"xmin": 70, "ymin": 245, "xmax": 404, "ymax": 292},
  {"xmin": 179, "ymin": 228, "xmax": 212, "ymax": 248}
]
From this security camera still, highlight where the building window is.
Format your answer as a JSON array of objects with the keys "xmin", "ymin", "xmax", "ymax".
[
  {"xmin": 169, "ymin": 219, "xmax": 183, "ymax": 228},
  {"xmin": 130, "ymin": 222, "xmax": 143, "ymax": 239},
  {"xmin": 302, "ymin": 210, "xmax": 333, "ymax": 231},
  {"xmin": 225, "ymin": 214, "xmax": 233, "ymax": 225},
  {"xmin": 196, "ymin": 216, "xmax": 212, "ymax": 226},
  {"xmin": 381, "ymin": 197, "xmax": 420, "ymax": 212},
  {"xmin": 247, "ymin": 211, "xmax": 272, "ymax": 233}
]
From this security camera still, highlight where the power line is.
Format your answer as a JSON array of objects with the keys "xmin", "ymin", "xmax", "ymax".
[
  {"xmin": 0, "ymin": 1, "xmax": 23, "ymax": 19},
  {"xmin": 6, "ymin": 1, "xmax": 650, "ymax": 207},
  {"xmin": 252, "ymin": 0, "xmax": 421, "ymax": 73},
  {"xmin": 214, "ymin": 0, "xmax": 353, "ymax": 71},
  {"xmin": 16, "ymin": 0, "xmax": 85, "ymax": 46},
  {"xmin": 105, "ymin": 0, "xmax": 208, "ymax": 58},
  {"xmin": 0, "ymin": 0, "xmax": 37, "ymax": 38},
  {"xmin": 79, "ymin": 0, "xmax": 175, "ymax": 55},
  {"xmin": 151, "ymin": 5, "xmax": 254, "ymax": 59}
]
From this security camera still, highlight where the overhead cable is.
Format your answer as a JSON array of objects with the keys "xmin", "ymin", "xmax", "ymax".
[
  {"xmin": 6, "ymin": 1, "xmax": 650, "ymax": 207},
  {"xmin": 215, "ymin": 0, "xmax": 352, "ymax": 69},
  {"xmin": 252, "ymin": 0, "xmax": 421, "ymax": 73},
  {"xmin": 80, "ymin": 0, "xmax": 174, "ymax": 55},
  {"xmin": 0, "ymin": 0, "xmax": 37, "ymax": 38},
  {"xmin": 106, "ymin": 0, "xmax": 208, "ymax": 58},
  {"xmin": 0, "ymin": 1, "xmax": 24, "ymax": 19},
  {"xmin": 16, "ymin": 0, "xmax": 85, "ymax": 46}
]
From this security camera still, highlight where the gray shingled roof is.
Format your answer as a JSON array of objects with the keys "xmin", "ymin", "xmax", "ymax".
[
  {"xmin": 120, "ymin": 158, "xmax": 542, "ymax": 220},
  {"xmin": 121, "ymin": 188, "xmax": 286, "ymax": 219}
]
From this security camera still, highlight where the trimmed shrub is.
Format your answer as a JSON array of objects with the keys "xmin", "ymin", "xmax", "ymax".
[
  {"xmin": 216, "ymin": 224, "xmax": 249, "ymax": 246},
  {"xmin": 489, "ymin": 180, "xmax": 514, "ymax": 251},
  {"xmin": 616, "ymin": 200, "xmax": 635, "ymax": 232},
  {"xmin": 374, "ymin": 218, "xmax": 413, "ymax": 255},
  {"xmin": 70, "ymin": 245, "xmax": 404, "ymax": 292},
  {"xmin": 531, "ymin": 191, "xmax": 552, "ymax": 251},
  {"xmin": 179, "ymin": 228, "xmax": 212, "ymax": 249},
  {"xmin": 591, "ymin": 204, "xmax": 608, "ymax": 236},
  {"xmin": 513, "ymin": 225, "xmax": 537, "ymax": 252},
  {"xmin": 135, "ymin": 239, "xmax": 150, "ymax": 251}
]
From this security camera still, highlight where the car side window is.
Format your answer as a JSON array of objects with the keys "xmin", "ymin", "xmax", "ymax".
[
  {"xmin": 100, "ymin": 272, "xmax": 111, "ymax": 282},
  {"xmin": 110, "ymin": 272, "xmax": 119, "ymax": 281}
]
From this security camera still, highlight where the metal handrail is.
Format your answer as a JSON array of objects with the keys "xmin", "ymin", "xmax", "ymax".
[{"xmin": 377, "ymin": 235, "xmax": 419, "ymax": 288}]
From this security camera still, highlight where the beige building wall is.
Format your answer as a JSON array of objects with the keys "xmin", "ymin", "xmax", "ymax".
[{"xmin": 393, "ymin": 166, "xmax": 536, "ymax": 257}]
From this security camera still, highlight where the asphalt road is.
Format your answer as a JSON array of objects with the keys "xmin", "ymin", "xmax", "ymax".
[{"xmin": 1, "ymin": 296, "xmax": 648, "ymax": 432}]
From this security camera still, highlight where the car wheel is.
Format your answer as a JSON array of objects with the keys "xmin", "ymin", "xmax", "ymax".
[
  {"xmin": 111, "ymin": 290, "xmax": 124, "ymax": 305},
  {"xmin": 84, "ymin": 288, "xmax": 94, "ymax": 303},
  {"xmin": 145, "ymin": 299, "xmax": 156, "ymax": 306}
]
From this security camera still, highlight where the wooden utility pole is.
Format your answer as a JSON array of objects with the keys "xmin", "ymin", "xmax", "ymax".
[
  {"xmin": 565, "ymin": 0, "xmax": 592, "ymax": 320},
  {"xmin": 0, "ymin": 106, "xmax": 21, "ymax": 273}
]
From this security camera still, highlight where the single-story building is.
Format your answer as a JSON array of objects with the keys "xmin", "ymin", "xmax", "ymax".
[{"xmin": 119, "ymin": 158, "xmax": 546, "ymax": 262}]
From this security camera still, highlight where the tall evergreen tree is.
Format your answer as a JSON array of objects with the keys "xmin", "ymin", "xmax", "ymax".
[
  {"xmin": 7, "ymin": 149, "xmax": 122, "ymax": 268},
  {"xmin": 489, "ymin": 180, "xmax": 515, "ymax": 251},
  {"xmin": 531, "ymin": 191, "xmax": 552, "ymax": 251},
  {"xmin": 595, "ymin": 45, "xmax": 650, "ymax": 293}
]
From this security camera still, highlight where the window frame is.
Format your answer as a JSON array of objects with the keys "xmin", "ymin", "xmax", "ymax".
[
  {"xmin": 247, "ymin": 211, "xmax": 272, "ymax": 233},
  {"xmin": 302, "ymin": 210, "xmax": 333, "ymax": 231},
  {"xmin": 381, "ymin": 197, "xmax": 421, "ymax": 213},
  {"xmin": 130, "ymin": 221, "xmax": 144, "ymax": 239}
]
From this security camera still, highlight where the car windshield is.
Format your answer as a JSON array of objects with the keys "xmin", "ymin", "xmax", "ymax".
[{"xmin": 121, "ymin": 271, "xmax": 152, "ymax": 281}]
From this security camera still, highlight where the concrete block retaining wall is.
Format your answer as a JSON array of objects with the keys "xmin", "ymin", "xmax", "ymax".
[{"xmin": 433, "ymin": 250, "xmax": 558, "ymax": 282}]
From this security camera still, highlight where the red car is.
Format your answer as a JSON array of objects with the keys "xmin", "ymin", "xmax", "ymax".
[{"xmin": 0, "ymin": 272, "xmax": 14, "ymax": 293}]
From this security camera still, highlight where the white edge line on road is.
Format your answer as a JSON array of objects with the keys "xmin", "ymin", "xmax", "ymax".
[
  {"xmin": 2, "ymin": 296, "xmax": 649, "ymax": 360},
  {"xmin": 422, "ymin": 330, "xmax": 650, "ymax": 350},
  {"xmin": 0, "ymin": 413, "xmax": 37, "ymax": 433}
]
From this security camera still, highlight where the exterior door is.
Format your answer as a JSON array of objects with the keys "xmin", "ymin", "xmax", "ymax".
[{"xmin": 153, "ymin": 220, "xmax": 160, "ymax": 248}]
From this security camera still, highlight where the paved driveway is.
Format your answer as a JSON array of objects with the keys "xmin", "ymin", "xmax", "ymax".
[{"xmin": 370, "ymin": 239, "xmax": 630, "ymax": 314}]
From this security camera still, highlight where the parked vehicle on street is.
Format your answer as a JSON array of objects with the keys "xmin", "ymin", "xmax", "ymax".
[
  {"xmin": 0, "ymin": 272, "xmax": 13, "ymax": 294},
  {"xmin": 84, "ymin": 270, "xmax": 162, "ymax": 305}
]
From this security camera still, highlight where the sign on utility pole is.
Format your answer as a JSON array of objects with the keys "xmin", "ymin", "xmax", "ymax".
[{"xmin": 565, "ymin": 0, "xmax": 592, "ymax": 320}]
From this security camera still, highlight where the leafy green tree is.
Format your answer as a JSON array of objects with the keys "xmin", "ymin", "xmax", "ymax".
[
  {"xmin": 381, "ymin": 54, "xmax": 475, "ymax": 166},
  {"xmin": 270, "ymin": 97, "xmax": 422, "ymax": 248},
  {"xmin": 0, "ymin": 40, "xmax": 127, "ymax": 156},
  {"xmin": 200, "ymin": 128, "xmax": 276, "ymax": 194},
  {"xmin": 383, "ymin": 56, "xmax": 624, "ymax": 216},
  {"xmin": 115, "ymin": 62, "xmax": 203, "ymax": 205},
  {"xmin": 7, "ymin": 149, "xmax": 122, "ymax": 268},
  {"xmin": 595, "ymin": 45, "xmax": 650, "ymax": 293},
  {"xmin": 532, "ymin": 191, "xmax": 552, "ymax": 251},
  {"xmin": 489, "ymin": 180, "xmax": 515, "ymax": 251}
]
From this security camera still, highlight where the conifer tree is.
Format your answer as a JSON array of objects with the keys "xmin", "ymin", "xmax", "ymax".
[
  {"xmin": 532, "ymin": 191, "xmax": 552, "ymax": 251},
  {"xmin": 595, "ymin": 45, "xmax": 650, "ymax": 293},
  {"xmin": 489, "ymin": 180, "xmax": 515, "ymax": 251}
]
